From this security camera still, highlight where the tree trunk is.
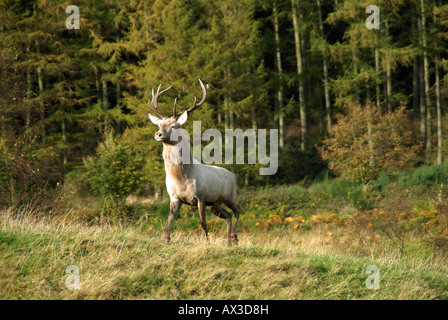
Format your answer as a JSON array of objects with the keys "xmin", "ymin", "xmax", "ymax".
[
  {"xmin": 224, "ymin": 65, "xmax": 232, "ymax": 130},
  {"xmin": 224, "ymin": 97, "xmax": 229, "ymax": 130},
  {"xmin": 368, "ymin": 119, "xmax": 375, "ymax": 167},
  {"xmin": 155, "ymin": 185, "xmax": 163, "ymax": 201},
  {"xmin": 273, "ymin": 2, "xmax": 285, "ymax": 149},
  {"xmin": 412, "ymin": 15, "xmax": 420, "ymax": 119},
  {"xmin": 37, "ymin": 65, "xmax": 46, "ymax": 138},
  {"xmin": 318, "ymin": 86, "xmax": 324, "ymax": 134},
  {"xmin": 34, "ymin": 38, "xmax": 46, "ymax": 138},
  {"xmin": 116, "ymin": 80, "xmax": 123, "ymax": 133},
  {"xmin": 420, "ymin": 0, "xmax": 431, "ymax": 161},
  {"xmin": 224, "ymin": 95, "xmax": 234, "ymax": 130},
  {"xmin": 417, "ymin": 13, "xmax": 427, "ymax": 150},
  {"xmin": 384, "ymin": 21, "xmax": 392, "ymax": 113},
  {"xmin": 251, "ymin": 105, "xmax": 258, "ymax": 131},
  {"xmin": 435, "ymin": 55, "xmax": 442, "ymax": 165},
  {"xmin": 10, "ymin": 176, "xmax": 16, "ymax": 206},
  {"xmin": 26, "ymin": 67, "xmax": 32, "ymax": 129},
  {"xmin": 62, "ymin": 118, "xmax": 68, "ymax": 165},
  {"xmin": 95, "ymin": 70, "xmax": 101, "ymax": 100},
  {"xmin": 291, "ymin": 0, "xmax": 307, "ymax": 151},
  {"xmin": 375, "ymin": 44, "xmax": 381, "ymax": 109},
  {"xmin": 144, "ymin": 2, "xmax": 150, "ymax": 42},
  {"xmin": 103, "ymin": 78, "xmax": 110, "ymax": 130},
  {"xmin": 412, "ymin": 57, "xmax": 420, "ymax": 118},
  {"xmin": 434, "ymin": 3, "xmax": 443, "ymax": 165},
  {"xmin": 116, "ymin": 80, "xmax": 121, "ymax": 106},
  {"xmin": 385, "ymin": 55, "xmax": 392, "ymax": 113},
  {"xmin": 316, "ymin": 0, "xmax": 332, "ymax": 129},
  {"xmin": 37, "ymin": 66, "xmax": 43, "ymax": 93},
  {"xmin": 353, "ymin": 50, "xmax": 361, "ymax": 105}
]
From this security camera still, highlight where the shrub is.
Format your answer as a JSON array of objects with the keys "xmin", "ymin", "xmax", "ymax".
[
  {"xmin": 82, "ymin": 129, "xmax": 147, "ymax": 211},
  {"xmin": 318, "ymin": 102, "xmax": 421, "ymax": 184},
  {"xmin": 0, "ymin": 136, "xmax": 59, "ymax": 208},
  {"xmin": 398, "ymin": 162, "xmax": 448, "ymax": 187}
]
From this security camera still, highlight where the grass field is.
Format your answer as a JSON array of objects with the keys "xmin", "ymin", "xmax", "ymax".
[{"xmin": 1, "ymin": 192, "xmax": 448, "ymax": 300}]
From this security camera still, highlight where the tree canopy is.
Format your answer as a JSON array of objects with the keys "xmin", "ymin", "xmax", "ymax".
[{"xmin": 1, "ymin": 0, "xmax": 448, "ymax": 206}]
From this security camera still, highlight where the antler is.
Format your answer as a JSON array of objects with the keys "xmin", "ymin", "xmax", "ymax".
[
  {"xmin": 148, "ymin": 84, "xmax": 172, "ymax": 118},
  {"xmin": 173, "ymin": 79, "xmax": 209, "ymax": 118}
]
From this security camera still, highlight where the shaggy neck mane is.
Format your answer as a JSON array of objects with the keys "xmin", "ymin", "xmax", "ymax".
[{"xmin": 162, "ymin": 136, "xmax": 194, "ymax": 180}]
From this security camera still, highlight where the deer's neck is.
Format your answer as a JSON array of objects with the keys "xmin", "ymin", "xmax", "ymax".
[{"xmin": 162, "ymin": 140, "xmax": 194, "ymax": 181}]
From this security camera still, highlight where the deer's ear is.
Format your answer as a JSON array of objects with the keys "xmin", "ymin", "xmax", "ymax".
[
  {"xmin": 177, "ymin": 111, "xmax": 188, "ymax": 126},
  {"xmin": 148, "ymin": 113, "xmax": 162, "ymax": 126}
]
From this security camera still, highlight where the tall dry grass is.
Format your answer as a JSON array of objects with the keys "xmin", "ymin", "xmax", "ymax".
[{"xmin": 2, "ymin": 206, "xmax": 448, "ymax": 300}]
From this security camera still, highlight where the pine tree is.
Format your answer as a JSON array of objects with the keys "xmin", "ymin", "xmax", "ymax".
[{"xmin": 291, "ymin": 0, "xmax": 307, "ymax": 151}]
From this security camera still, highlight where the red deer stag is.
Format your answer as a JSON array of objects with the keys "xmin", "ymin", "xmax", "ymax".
[{"xmin": 147, "ymin": 79, "xmax": 240, "ymax": 245}]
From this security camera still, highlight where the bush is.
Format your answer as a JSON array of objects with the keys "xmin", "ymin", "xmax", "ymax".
[
  {"xmin": 82, "ymin": 129, "xmax": 147, "ymax": 211},
  {"xmin": 398, "ymin": 162, "xmax": 448, "ymax": 187},
  {"xmin": 318, "ymin": 102, "xmax": 421, "ymax": 184},
  {"xmin": 0, "ymin": 136, "xmax": 60, "ymax": 208}
]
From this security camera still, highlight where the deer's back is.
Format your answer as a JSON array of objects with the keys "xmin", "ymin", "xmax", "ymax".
[
  {"xmin": 165, "ymin": 158, "xmax": 237, "ymax": 206},
  {"xmin": 195, "ymin": 162, "xmax": 237, "ymax": 204}
]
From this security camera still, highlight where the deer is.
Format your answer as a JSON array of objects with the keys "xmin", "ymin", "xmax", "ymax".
[{"xmin": 147, "ymin": 79, "xmax": 241, "ymax": 245}]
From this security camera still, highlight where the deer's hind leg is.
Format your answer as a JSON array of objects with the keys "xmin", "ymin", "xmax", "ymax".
[
  {"xmin": 165, "ymin": 199, "xmax": 181, "ymax": 244},
  {"xmin": 198, "ymin": 199, "xmax": 209, "ymax": 243},
  {"xmin": 209, "ymin": 204, "xmax": 233, "ymax": 246},
  {"xmin": 225, "ymin": 201, "xmax": 240, "ymax": 245}
]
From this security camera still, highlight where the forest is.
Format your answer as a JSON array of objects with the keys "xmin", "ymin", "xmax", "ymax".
[
  {"xmin": 1, "ymin": 0, "xmax": 448, "ymax": 206},
  {"xmin": 2, "ymin": 0, "xmax": 448, "ymax": 301}
]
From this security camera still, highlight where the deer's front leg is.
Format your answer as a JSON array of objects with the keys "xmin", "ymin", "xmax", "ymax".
[
  {"xmin": 198, "ymin": 199, "xmax": 209, "ymax": 243},
  {"xmin": 165, "ymin": 199, "xmax": 181, "ymax": 244}
]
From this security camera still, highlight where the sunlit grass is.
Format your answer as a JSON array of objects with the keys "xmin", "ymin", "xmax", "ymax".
[{"xmin": 1, "ymin": 206, "xmax": 448, "ymax": 300}]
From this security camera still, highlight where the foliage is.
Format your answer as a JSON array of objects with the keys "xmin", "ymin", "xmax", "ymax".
[
  {"xmin": 318, "ymin": 102, "xmax": 421, "ymax": 184},
  {"xmin": 1, "ymin": 0, "xmax": 448, "ymax": 201},
  {"xmin": 3, "ymin": 1, "xmax": 448, "ymax": 301},
  {"xmin": 398, "ymin": 162, "xmax": 448, "ymax": 187},
  {"xmin": 82, "ymin": 129, "xmax": 147, "ymax": 206},
  {"xmin": 0, "ymin": 132, "xmax": 60, "ymax": 207}
]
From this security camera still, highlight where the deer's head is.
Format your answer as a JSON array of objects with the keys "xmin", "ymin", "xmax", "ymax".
[{"xmin": 148, "ymin": 79, "xmax": 209, "ymax": 143}]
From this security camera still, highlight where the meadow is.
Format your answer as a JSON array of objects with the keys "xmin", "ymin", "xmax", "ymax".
[
  {"xmin": 2, "ymin": 0, "xmax": 448, "ymax": 303},
  {"xmin": 1, "ymin": 166, "xmax": 448, "ymax": 300}
]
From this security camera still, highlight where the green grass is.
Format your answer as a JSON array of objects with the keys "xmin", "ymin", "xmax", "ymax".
[
  {"xmin": 398, "ymin": 162, "xmax": 448, "ymax": 187},
  {"xmin": 2, "ymin": 166, "xmax": 448, "ymax": 300},
  {"xmin": 1, "ymin": 207, "xmax": 448, "ymax": 300}
]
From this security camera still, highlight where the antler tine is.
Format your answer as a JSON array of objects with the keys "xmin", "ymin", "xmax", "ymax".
[
  {"xmin": 173, "ymin": 79, "xmax": 209, "ymax": 118},
  {"xmin": 172, "ymin": 97, "xmax": 178, "ymax": 118},
  {"xmin": 148, "ymin": 84, "xmax": 172, "ymax": 118}
]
